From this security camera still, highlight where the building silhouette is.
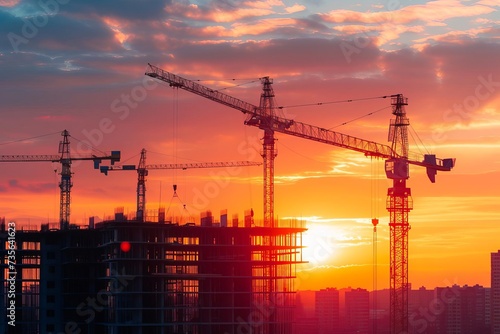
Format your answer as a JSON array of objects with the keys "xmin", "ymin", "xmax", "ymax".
[
  {"xmin": 345, "ymin": 288, "xmax": 369, "ymax": 333},
  {"xmin": 293, "ymin": 290, "xmax": 318, "ymax": 334},
  {"xmin": 0, "ymin": 212, "xmax": 304, "ymax": 334},
  {"xmin": 433, "ymin": 284, "xmax": 490, "ymax": 334},
  {"xmin": 492, "ymin": 250, "xmax": 500, "ymax": 334},
  {"xmin": 315, "ymin": 288, "xmax": 340, "ymax": 334}
]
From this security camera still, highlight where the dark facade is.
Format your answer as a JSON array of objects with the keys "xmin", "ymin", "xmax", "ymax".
[
  {"xmin": 433, "ymin": 284, "xmax": 490, "ymax": 334},
  {"xmin": 492, "ymin": 250, "xmax": 500, "ymax": 334},
  {"xmin": 345, "ymin": 288, "xmax": 369, "ymax": 333},
  {"xmin": 315, "ymin": 288, "xmax": 340, "ymax": 334}
]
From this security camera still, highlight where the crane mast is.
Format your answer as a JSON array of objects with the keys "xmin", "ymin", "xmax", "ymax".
[
  {"xmin": 137, "ymin": 148, "xmax": 147, "ymax": 222},
  {"xmin": 100, "ymin": 148, "xmax": 261, "ymax": 222},
  {"xmin": 0, "ymin": 130, "xmax": 121, "ymax": 229},
  {"xmin": 260, "ymin": 77, "xmax": 277, "ymax": 229},
  {"xmin": 145, "ymin": 64, "xmax": 455, "ymax": 334},
  {"xmin": 386, "ymin": 96, "xmax": 412, "ymax": 334},
  {"xmin": 258, "ymin": 77, "xmax": 278, "ymax": 333},
  {"xmin": 59, "ymin": 130, "xmax": 73, "ymax": 230}
]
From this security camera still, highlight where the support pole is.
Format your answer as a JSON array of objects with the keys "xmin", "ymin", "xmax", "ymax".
[
  {"xmin": 137, "ymin": 149, "xmax": 147, "ymax": 222},
  {"xmin": 387, "ymin": 179, "xmax": 412, "ymax": 334},
  {"xmin": 59, "ymin": 130, "xmax": 72, "ymax": 230},
  {"xmin": 372, "ymin": 217, "xmax": 379, "ymax": 334}
]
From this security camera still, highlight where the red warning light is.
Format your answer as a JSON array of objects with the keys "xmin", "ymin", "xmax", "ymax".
[{"xmin": 120, "ymin": 241, "xmax": 131, "ymax": 252}]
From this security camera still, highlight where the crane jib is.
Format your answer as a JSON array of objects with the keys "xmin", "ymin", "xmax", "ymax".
[
  {"xmin": 146, "ymin": 64, "xmax": 257, "ymax": 115},
  {"xmin": 146, "ymin": 63, "xmax": 455, "ymax": 182}
]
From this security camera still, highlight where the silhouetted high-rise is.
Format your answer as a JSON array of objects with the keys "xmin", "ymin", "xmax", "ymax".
[
  {"xmin": 345, "ymin": 288, "xmax": 369, "ymax": 333},
  {"xmin": 315, "ymin": 288, "xmax": 340, "ymax": 334},
  {"xmin": 492, "ymin": 250, "xmax": 500, "ymax": 334},
  {"xmin": 435, "ymin": 284, "xmax": 489, "ymax": 334}
]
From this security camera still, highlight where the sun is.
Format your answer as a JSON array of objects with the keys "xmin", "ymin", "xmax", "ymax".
[{"xmin": 301, "ymin": 221, "xmax": 339, "ymax": 265}]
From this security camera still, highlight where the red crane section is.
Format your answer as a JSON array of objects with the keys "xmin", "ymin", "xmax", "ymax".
[{"xmin": 145, "ymin": 63, "xmax": 455, "ymax": 334}]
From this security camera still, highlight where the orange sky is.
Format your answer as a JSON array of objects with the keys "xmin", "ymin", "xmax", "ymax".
[{"xmin": 1, "ymin": 0, "xmax": 499, "ymax": 291}]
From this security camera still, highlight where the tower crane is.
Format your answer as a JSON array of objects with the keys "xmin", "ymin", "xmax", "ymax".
[
  {"xmin": 100, "ymin": 148, "xmax": 261, "ymax": 222},
  {"xmin": 0, "ymin": 130, "xmax": 120, "ymax": 230},
  {"xmin": 145, "ymin": 64, "xmax": 455, "ymax": 334}
]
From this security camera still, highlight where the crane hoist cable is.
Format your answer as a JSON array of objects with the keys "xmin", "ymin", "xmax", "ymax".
[
  {"xmin": 158, "ymin": 181, "xmax": 163, "ymax": 219},
  {"xmin": 329, "ymin": 105, "xmax": 391, "ymax": 130},
  {"xmin": 276, "ymin": 94, "xmax": 394, "ymax": 110},
  {"xmin": 276, "ymin": 95, "xmax": 392, "ymax": 130},
  {"xmin": 172, "ymin": 86, "xmax": 179, "ymax": 188},
  {"xmin": 370, "ymin": 156, "xmax": 380, "ymax": 334},
  {"xmin": 206, "ymin": 79, "xmax": 261, "ymax": 92},
  {"xmin": 53, "ymin": 166, "xmax": 58, "ymax": 223},
  {"xmin": 166, "ymin": 87, "xmax": 190, "ymax": 223},
  {"xmin": 165, "ymin": 183, "xmax": 193, "ymax": 223},
  {"xmin": 0, "ymin": 130, "xmax": 61, "ymax": 146},
  {"xmin": 68, "ymin": 134, "xmax": 112, "ymax": 157},
  {"xmin": 148, "ymin": 149, "xmax": 214, "ymax": 164},
  {"xmin": 409, "ymin": 124, "xmax": 430, "ymax": 155}
]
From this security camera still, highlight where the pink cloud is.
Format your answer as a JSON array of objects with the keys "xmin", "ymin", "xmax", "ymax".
[
  {"xmin": 320, "ymin": 1, "xmax": 495, "ymax": 25},
  {"xmin": 0, "ymin": 0, "xmax": 20, "ymax": 7},
  {"xmin": 284, "ymin": 4, "xmax": 306, "ymax": 14},
  {"xmin": 477, "ymin": 0, "xmax": 500, "ymax": 5},
  {"xmin": 166, "ymin": 2, "xmax": 276, "ymax": 23},
  {"xmin": 414, "ymin": 27, "xmax": 498, "ymax": 49}
]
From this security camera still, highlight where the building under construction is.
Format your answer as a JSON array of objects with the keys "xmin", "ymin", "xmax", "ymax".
[{"xmin": 0, "ymin": 211, "xmax": 305, "ymax": 334}]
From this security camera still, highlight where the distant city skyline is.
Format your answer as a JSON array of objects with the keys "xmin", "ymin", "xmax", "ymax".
[{"xmin": 296, "ymin": 283, "xmax": 492, "ymax": 334}]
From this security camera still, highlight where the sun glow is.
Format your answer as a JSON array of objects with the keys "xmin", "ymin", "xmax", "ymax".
[{"xmin": 301, "ymin": 222, "xmax": 340, "ymax": 265}]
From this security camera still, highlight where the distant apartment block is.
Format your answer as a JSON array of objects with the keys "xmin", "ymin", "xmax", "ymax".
[
  {"xmin": 433, "ymin": 284, "xmax": 490, "ymax": 334},
  {"xmin": 492, "ymin": 250, "xmax": 500, "ymax": 334},
  {"xmin": 345, "ymin": 288, "xmax": 369, "ymax": 333},
  {"xmin": 315, "ymin": 288, "xmax": 340, "ymax": 334}
]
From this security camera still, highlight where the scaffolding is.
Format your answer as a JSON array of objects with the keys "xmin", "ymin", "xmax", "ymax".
[
  {"xmin": 1, "ymin": 212, "xmax": 305, "ymax": 334},
  {"xmin": 96, "ymin": 213, "xmax": 305, "ymax": 334}
]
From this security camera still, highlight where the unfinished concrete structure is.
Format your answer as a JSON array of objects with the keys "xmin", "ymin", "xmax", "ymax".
[{"xmin": 0, "ymin": 211, "xmax": 304, "ymax": 334}]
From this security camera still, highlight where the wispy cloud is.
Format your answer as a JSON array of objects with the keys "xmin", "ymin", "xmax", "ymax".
[
  {"xmin": 5, "ymin": 179, "xmax": 56, "ymax": 193},
  {"xmin": 320, "ymin": 1, "xmax": 495, "ymax": 25}
]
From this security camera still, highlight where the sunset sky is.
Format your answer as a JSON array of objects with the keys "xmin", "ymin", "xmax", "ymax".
[{"xmin": 1, "ymin": 0, "xmax": 499, "ymax": 291}]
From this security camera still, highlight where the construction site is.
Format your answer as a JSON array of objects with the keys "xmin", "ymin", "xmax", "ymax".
[
  {"xmin": 0, "ymin": 211, "xmax": 305, "ymax": 334},
  {"xmin": 0, "ymin": 64, "xmax": 455, "ymax": 334}
]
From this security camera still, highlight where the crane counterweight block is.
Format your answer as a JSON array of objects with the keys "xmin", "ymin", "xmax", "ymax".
[
  {"xmin": 423, "ymin": 154, "xmax": 456, "ymax": 183},
  {"xmin": 443, "ymin": 158, "xmax": 456, "ymax": 169},
  {"xmin": 92, "ymin": 151, "xmax": 121, "ymax": 169},
  {"xmin": 100, "ymin": 166, "xmax": 110, "ymax": 176},
  {"xmin": 424, "ymin": 154, "xmax": 437, "ymax": 183},
  {"xmin": 111, "ymin": 151, "xmax": 121, "ymax": 164},
  {"xmin": 93, "ymin": 159, "xmax": 102, "ymax": 169}
]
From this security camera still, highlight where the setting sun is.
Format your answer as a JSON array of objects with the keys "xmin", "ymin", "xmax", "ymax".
[{"xmin": 301, "ymin": 220, "xmax": 339, "ymax": 265}]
